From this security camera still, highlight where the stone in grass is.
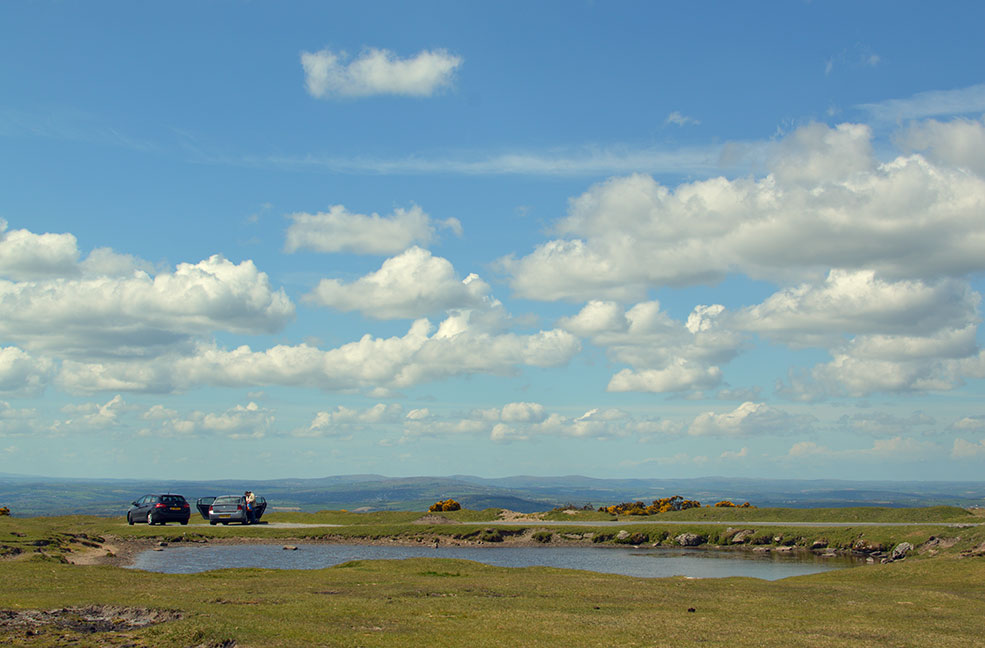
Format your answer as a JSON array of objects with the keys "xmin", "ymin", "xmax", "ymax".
[
  {"xmin": 891, "ymin": 542, "xmax": 914, "ymax": 560},
  {"xmin": 283, "ymin": 545, "xmax": 298, "ymax": 551},
  {"xmin": 729, "ymin": 529, "xmax": 755, "ymax": 544},
  {"xmin": 852, "ymin": 539, "xmax": 886, "ymax": 554},
  {"xmin": 675, "ymin": 533, "xmax": 705, "ymax": 547}
]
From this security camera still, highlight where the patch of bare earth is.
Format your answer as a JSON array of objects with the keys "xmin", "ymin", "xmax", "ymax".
[
  {"xmin": 412, "ymin": 514, "xmax": 460, "ymax": 525},
  {"xmin": 67, "ymin": 541, "xmax": 122, "ymax": 565},
  {"xmin": 498, "ymin": 509, "xmax": 544, "ymax": 521},
  {"xmin": 0, "ymin": 606, "xmax": 182, "ymax": 645}
]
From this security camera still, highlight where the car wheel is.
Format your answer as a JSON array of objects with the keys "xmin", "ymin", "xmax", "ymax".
[
  {"xmin": 221, "ymin": 521, "xmax": 228, "ymax": 525},
  {"xmin": 209, "ymin": 520, "xmax": 217, "ymax": 526},
  {"xmin": 127, "ymin": 513, "xmax": 134, "ymax": 526},
  {"xmin": 180, "ymin": 520, "xmax": 188, "ymax": 525},
  {"xmin": 146, "ymin": 511, "xmax": 154, "ymax": 525}
]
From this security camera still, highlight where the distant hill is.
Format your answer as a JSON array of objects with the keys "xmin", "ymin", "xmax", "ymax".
[{"xmin": 1, "ymin": 473, "xmax": 983, "ymax": 517}]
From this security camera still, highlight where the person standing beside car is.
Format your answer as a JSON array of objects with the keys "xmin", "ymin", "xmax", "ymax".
[{"xmin": 245, "ymin": 491, "xmax": 256, "ymax": 524}]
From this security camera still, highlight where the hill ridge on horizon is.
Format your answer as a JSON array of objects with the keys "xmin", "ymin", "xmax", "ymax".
[
  {"xmin": 6, "ymin": 471, "xmax": 985, "ymax": 486},
  {"xmin": 2, "ymin": 473, "xmax": 984, "ymax": 517}
]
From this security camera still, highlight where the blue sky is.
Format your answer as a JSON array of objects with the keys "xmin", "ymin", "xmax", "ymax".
[{"xmin": 2, "ymin": 1, "xmax": 985, "ymax": 482}]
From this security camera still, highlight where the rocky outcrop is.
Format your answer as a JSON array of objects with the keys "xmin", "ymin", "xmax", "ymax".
[
  {"xmin": 675, "ymin": 533, "xmax": 705, "ymax": 547},
  {"xmin": 919, "ymin": 536, "xmax": 959, "ymax": 556},
  {"xmin": 852, "ymin": 539, "xmax": 886, "ymax": 554},
  {"xmin": 729, "ymin": 529, "xmax": 755, "ymax": 544},
  {"xmin": 961, "ymin": 541, "xmax": 985, "ymax": 557},
  {"xmin": 810, "ymin": 539, "xmax": 828, "ymax": 550},
  {"xmin": 891, "ymin": 542, "xmax": 914, "ymax": 560}
]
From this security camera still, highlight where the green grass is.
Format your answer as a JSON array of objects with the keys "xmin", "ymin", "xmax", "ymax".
[
  {"xmin": 3, "ymin": 549, "xmax": 985, "ymax": 646},
  {"xmin": 548, "ymin": 505, "xmax": 976, "ymax": 524},
  {"xmin": 268, "ymin": 507, "xmax": 502, "ymax": 525},
  {"xmin": 2, "ymin": 512, "xmax": 985, "ymax": 647}
]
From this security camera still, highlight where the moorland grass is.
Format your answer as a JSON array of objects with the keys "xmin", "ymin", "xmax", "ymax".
[
  {"xmin": 2, "ymin": 511, "xmax": 984, "ymax": 647},
  {"xmin": 544, "ymin": 505, "xmax": 975, "ymax": 524}
]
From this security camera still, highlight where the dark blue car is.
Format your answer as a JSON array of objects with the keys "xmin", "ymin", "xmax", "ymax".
[{"xmin": 127, "ymin": 494, "xmax": 190, "ymax": 525}]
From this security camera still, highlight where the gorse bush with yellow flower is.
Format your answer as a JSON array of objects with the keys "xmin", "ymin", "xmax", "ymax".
[
  {"xmin": 598, "ymin": 495, "xmax": 702, "ymax": 516},
  {"xmin": 429, "ymin": 499, "xmax": 462, "ymax": 512}
]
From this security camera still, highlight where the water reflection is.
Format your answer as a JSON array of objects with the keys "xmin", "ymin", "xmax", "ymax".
[{"xmin": 130, "ymin": 543, "xmax": 859, "ymax": 580}]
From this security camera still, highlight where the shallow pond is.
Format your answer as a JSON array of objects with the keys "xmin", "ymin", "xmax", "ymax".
[{"xmin": 130, "ymin": 543, "xmax": 859, "ymax": 580}]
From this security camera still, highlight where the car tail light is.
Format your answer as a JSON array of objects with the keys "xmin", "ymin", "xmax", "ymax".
[
  {"xmin": 182, "ymin": 502, "xmax": 189, "ymax": 508},
  {"xmin": 155, "ymin": 503, "xmax": 166, "ymax": 508},
  {"xmin": 209, "ymin": 507, "xmax": 214, "ymax": 515},
  {"xmin": 237, "ymin": 505, "xmax": 243, "ymax": 510}
]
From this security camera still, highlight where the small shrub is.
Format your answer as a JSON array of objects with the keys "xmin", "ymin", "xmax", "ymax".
[
  {"xmin": 598, "ymin": 496, "xmax": 702, "ymax": 516},
  {"xmin": 714, "ymin": 500, "xmax": 755, "ymax": 508},
  {"xmin": 478, "ymin": 528, "xmax": 503, "ymax": 543},
  {"xmin": 429, "ymin": 499, "xmax": 461, "ymax": 512},
  {"xmin": 0, "ymin": 545, "xmax": 22, "ymax": 557},
  {"xmin": 0, "ymin": 507, "xmax": 9, "ymax": 516}
]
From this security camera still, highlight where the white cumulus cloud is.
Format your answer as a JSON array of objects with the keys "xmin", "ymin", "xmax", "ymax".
[
  {"xmin": 284, "ymin": 205, "xmax": 461, "ymax": 255},
  {"xmin": 301, "ymin": 47, "xmax": 462, "ymax": 98},
  {"xmin": 734, "ymin": 270, "xmax": 980, "ymax": 348},
  {"xmin": 139, "ymin": 402, "xmax": 273, "ymax": 439},
  {"xmin": 688, "ymin": 401, "xmax": 813, "ymax": 437},
  {"xmin": 560, "ymin": 299, "xmax": 742, "ymax": 393},
  {"xmin": 0, "ymin": 347, "xmax": 54, "ymax": 395},
  {"xmin": 55, "ymin": 313, "xmax": 580, "ymax": 394},
  {"xmin": 897, "ymin": 116, "xmax": 985, "ymax": 177},
  {"xmin": 0, "ymin": 219, "xmax": 79, "ymax": 280},
  {"xmin": 501, "ymin": 121, "xmax": 985, "ymax": 301},
  {"xmin": 0, "ymin": 254, "xmax": 295, "ymax": 359},
  {"xmin": 304, "ymin": 247, "xmax": 493, "ymax": 319},
  {"xmin": 952, "ymin": 437, "xmax": 985, "ymax": 459}
]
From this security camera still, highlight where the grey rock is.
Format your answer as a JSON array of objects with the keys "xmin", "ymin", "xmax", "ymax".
[
  {"xmin": 730, "ymin": 529, "xmax": 755, "ymax": 544},
  {"xmin": 675, "ymin": 533, "xmax": 704, "ymax": 547},
  {"xmin": 616, "ymin": 530, "xmax": 631, "ymax": 541},
  {"xmin": 852, "ymin": 539, "xmax": 886, "ymax": 554},
  {"xmin": 891, "ymin": 542, "xmax": 914, "ymax": 560}
]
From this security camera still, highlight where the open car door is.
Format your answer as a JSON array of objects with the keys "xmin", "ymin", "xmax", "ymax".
[{"xmin": 196, "ymin": 496, "xmax": 215, "ymax": 520}]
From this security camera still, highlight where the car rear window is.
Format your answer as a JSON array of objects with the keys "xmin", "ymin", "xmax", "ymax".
[
  {"xmin": 214, "ymin": 496, "xmax": 241, "ymax": 505},
  {"xmin": 161, "ymin": 495, "xmax": 186, "ymax": 504}
]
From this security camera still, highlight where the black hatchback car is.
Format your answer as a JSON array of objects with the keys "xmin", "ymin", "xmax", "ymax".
[{"xmin": 127, "ymin": 494, "xmax": 191, "ymax": 525}]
